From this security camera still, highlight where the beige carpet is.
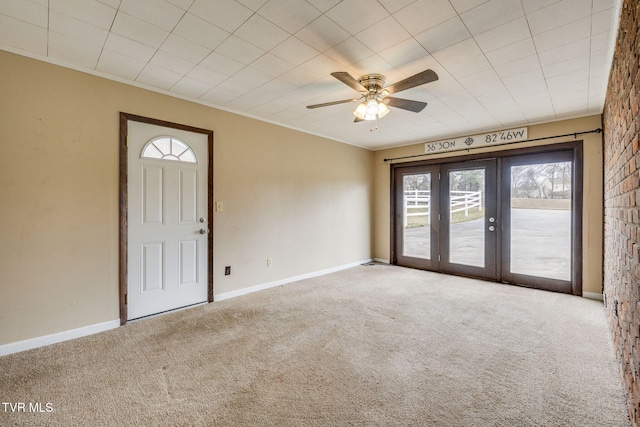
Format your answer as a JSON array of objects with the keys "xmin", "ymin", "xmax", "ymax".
[{"xmin": 0, "ymin": 264, "xmax": 630, "ymax": 426}]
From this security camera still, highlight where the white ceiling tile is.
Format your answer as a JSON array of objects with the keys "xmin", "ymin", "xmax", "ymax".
[
  {"xmin": 166, "ymin": 0, "xmax": 194, "ymax": 9},
  {"xmin": 538, "ymin": 37, "xmax": 589, "ymax": 67},
  {"xmin": 200, "ymin": 86, "xmax": 242, "ymax": 105},
  {"xmin": 187, "ymin": 64, "xmax": 228, "ymax": 86},
  {"xmin": 502, "ymin": 68, "xmax": 545, "ymax": 88},
  {"xmin": 547, "ymin": 70, "xmax": 589, "ymax": 91},
  {"xmin": 449, "ymin": 0, "xmax": 490, "ymax": 14},
  {"xmin": 260, "ymin": 78, "xmax": 298, "ymax": 95},
  {"xmin": 377, "ymin": 0, "xmax": 416, "ymax": 14},
  {"xmin": 348, "ymin": 54, "xmax": 394, "ymax": 76},
  {"xmin": 592, "ymin": 7, "xmax": 616, "ymax": 34},
  {"xmin": 214, "ymin": 35, "xmax": 265, "ymax": 65},
  {"xmin": 49, "ymin": 10, "xmax": 109, "ymax": 47},
  {"xmin": 295, "ymin": 16, "xmax": 350, "ymax": 52},
  {"xmin": 355, "ymin": 16, "xmax": 411, "ymax": 52},
  {"xmin": 431, "ymin": 38, "xmax": 483, "ymax": 66},
  {"xmin": 414, "ymin": 16, "xmax": 471, "ymax": 53},
  {"xmin": 235, "ymin": 0, "xmax": 268, "ymax": 11},
  {"xmin": 200, "ymin": 51, "xmax": 245, "ymax": 75},
  {"xmin": 527, "ymin": 0, "xmax": 591, "ymax": 35},
  {"xmin": 485, "ymin": 38, "xmax": 537, "ymax": 67},
  {"xmin": 189, "ymin": 0, "xmax": 253, "ymax": 33},
  {"xmin": 520, "ymin": 0, "xmax": 561, "ymax": 13},
  {"xmin": 542, "ymin": 54, "xmax": 589, "ymax": 78},
  {"xmin": 298, "ymin": 54, "xmax": 343, "ymax": 83},
  {"xmin": 532, "ymin": 17, "xmax": 590, "ymax": 52},
  {"xmin": 393, "ymin": 0, "xmax": 457, "ymax": 35},
  {"xmin": 120, "ymin": 0, "xmax": 184, "ymax": 31},
  {"xmin": 112, "ymin": 12, "xmax": 169, "ymax": 49},
  {"xmin": 474, "ymin": 17, "xmax": 531, "ymax": 53},
  {"xmin": 216, "ymin": 75, "xmax": 259, "ymax": 94},
  {"xmin": 48, "ymin": 32, "xmax": 102, "ymax": 68},
  {"xmin": 96, "ymin": 48, "xmax": 147, "ymax": 80},
  {"xmin": 258, "ymin": 0, "xmax": 321, "ymax": 34},
  {"xmin": 50, "ymin": 0, "xmax": 117, "ymax": 30},
  {"xmin": 503, "ymin": 70, "xmax": 547, "ymax": 96},
  {"xmin": 173, "ymin": 13, "xmax": 229, "ymax": 50},
  {"xmin": 0, "ymin": 0, "xmax": 47, "ymax": 27},
  {"xmin": 467, "ymin": 80, "xmax": 508, "ymax": 97},
  {"xmin": 457, "ymin": 68, "xmax": 500, "ymax": 88},
  {"xmin": 235, "ymin": 14, "xmax": 289, "ymax": 51},
  {"xmin": 304, "ymin": 0, "xmax": 341, "ymax": 13},
  {"xmin": 250, "ymin": 52, "xmax": 295, "ymax": 77},
  {"xmin": 270, "ymin": 36, "xmax": 319, "ymax": 66},
  {"xmin": 379, "ymin": 38, "xmax": 429, "ymax": 68},
  {"xmin": 325, "ymin": 0, "xmax": 389, "ymax": 35},
  {"xmin": 136, "ymin": 64, "xmax": 183, "ymax": 89},
  {"xmin": 592, "ymin": 0, "xmax": 617, "ymax": 13},
  {"xmin": 170, "ymin": 76, "xmax": 213, "ymax": 98},
  {"xmin": 447, "ymin": 55, "xmax": 492, "ymax": 79},
  {"xmin": 461, "ymin": 0, "xmax": 524, "ymax": 35},
  {"xmin": 493, "ymin": 55, "xmax": 540, "ymax": 79},
  {"xmin": 149, "ymin": 50, "xmax": 195, "ymax": 74},
  {"xmin": 591, "ymin": 31, "xmax": 612, "ymax": 53},
  {"xmin": 104, "ymin": 32, "xmax": 157, "ymax": 62},
  {"xmin": 233, "ymin": 66, "xmax": 273, "ymax": 88},
  {"xmin": 160, "ymin": 33, "xmax": 211, "ymax": 62},
  {"xmin": 324, "ymin": 37, "xmax": 375, "ymax": 67}
]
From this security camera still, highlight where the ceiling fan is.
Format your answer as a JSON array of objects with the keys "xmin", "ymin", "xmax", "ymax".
[{"xmin": 306, "ymin": 69, "xmax": 438, "ymax": 122}]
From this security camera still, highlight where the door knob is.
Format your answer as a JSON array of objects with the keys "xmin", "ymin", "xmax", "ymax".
[
  {"xmin": 199, "ymin": 229, "xmax": 209, "ymax": 235},
  {"xmin": 489, "ymin": 225, "xmax": 496, "ymax": 232}
]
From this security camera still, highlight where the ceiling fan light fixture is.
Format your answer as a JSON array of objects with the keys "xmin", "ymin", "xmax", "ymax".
[{"xmin": 353, "ymin": 98, "xmax": 390, "ymax": 121}]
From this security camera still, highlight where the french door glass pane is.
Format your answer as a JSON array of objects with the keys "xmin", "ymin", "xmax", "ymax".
[
  {"xmin": 510, "ymin": 162, "xmax": 572, "ymax": 280},
  {"xmin": 449, "ymin": 169, "xmax": 485, "ymax": 267},
  {"xmin": 403, "ymin": 173, "xmax": 431, "ymax": 259}
]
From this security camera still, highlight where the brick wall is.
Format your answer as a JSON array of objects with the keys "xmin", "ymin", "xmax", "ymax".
[{"xmin": 603, "ymin": 0, "xmax": 640, "ymax": 425}]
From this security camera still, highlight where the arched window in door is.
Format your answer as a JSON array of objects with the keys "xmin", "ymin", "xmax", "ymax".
[{"xmin": 141, "ymin": 136, "xmax": 197, "ymax": 163}]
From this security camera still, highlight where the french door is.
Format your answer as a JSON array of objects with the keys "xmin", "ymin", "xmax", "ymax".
[{"xmin": 392, "ymin": 144, "xmax": 582, "ymax": 295}]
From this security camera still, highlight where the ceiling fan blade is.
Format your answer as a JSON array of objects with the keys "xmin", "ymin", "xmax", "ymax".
[
  {"xmin": 354, "ymin": 117, "xmax": 364, "ymax": 123},
  {"xmin": 385, "ymin": 97, "xmax": 428, "ymax": 113},
  {"xmin": 331, "ymin": 72, "xmax": 366, "ymax": 92},
  {"xmin": 306, "ymin": 98, "xmax": 358, "ymax": 109},
  {"xmin": 384, "ymin": 69, "xmax": 438, "ymax": 94}
]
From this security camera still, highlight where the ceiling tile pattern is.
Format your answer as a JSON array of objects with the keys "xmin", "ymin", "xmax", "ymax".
[{"xmin": 0, "ymin": 0, "xmax": 621, "ymax": 149}]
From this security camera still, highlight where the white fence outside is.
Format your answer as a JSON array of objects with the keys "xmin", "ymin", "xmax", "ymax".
[{"xmin": 403, "ymin": 190, "xmax": 483, "ymax": 227}]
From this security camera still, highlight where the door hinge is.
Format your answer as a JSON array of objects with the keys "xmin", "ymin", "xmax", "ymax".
[
  {"xmin": 438, "ymin": 254, "xmax": 441, "ymax": 261},
  {"xmin": 124, "ymin": 293, "xmax": 128, "ymax": 305}
]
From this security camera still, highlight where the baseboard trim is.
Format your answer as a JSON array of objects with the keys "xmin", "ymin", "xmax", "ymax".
[
  {"xmin": 583, "ymin": 291, "xmax": 604, "ymax": 301},
  {"xmin": 0, "ymin": 319, "xmax": 120, "ymax": 357},
  {"xmin": 372, "ymin": 258, "xmax": 390, "ymax": 264},
  {"xmin": 215, "ymin": 258, "xmax": 373, "ymax": 301}
]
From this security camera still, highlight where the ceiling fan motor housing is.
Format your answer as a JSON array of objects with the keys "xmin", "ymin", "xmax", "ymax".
[{"xmin": 358, "ymin": 74, "xmax": 386, "ymax": 93}]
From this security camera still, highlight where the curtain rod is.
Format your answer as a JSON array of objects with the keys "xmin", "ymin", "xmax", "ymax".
[{"xmin": 383, "ymin": 128, "xmax": 603, "ymax": 163}]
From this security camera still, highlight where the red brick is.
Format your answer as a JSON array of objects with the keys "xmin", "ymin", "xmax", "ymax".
[{"xmin": 604, "ymin": 1, "xmax": 640, "ymax": 424}]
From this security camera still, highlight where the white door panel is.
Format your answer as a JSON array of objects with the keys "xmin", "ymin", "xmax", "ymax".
[{"xmin": 127, "ymin": 121, "xmax": 208, "ymax": 320}]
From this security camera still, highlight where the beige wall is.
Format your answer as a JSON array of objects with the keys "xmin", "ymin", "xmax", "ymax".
[
  {"xmin": 0, "ymin": 51, "xmax": 373, "ymax": 345},
  {"xmin": 373, "ymin": 115, "xmax": 604, "ymax": 295}
]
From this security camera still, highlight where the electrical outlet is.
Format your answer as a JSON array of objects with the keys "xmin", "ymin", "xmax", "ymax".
[
  {"xmin": 224, "ymin": 266, "xmax": 231, "ymax": 275},
  {"xmin": 267, "ymin": 258, "xmax": 272, "ymax": 267}
]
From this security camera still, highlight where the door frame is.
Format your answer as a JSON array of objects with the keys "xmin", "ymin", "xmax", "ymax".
[
  {"xmin": 439, "ymin": 159, "xmax": 499, "ymax": 280},
  {"xmin": 119, "ymin": 112, "xmax": 214, "ymax": 325},
  {"xmin": 390, "ymin": 141, "xmax": 583, "ymax": 295}
]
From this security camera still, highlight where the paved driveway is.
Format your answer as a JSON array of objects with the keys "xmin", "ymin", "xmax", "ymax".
[{"xmin": 403, "ymin": 208, "xmax": 571, "ymax": 280}]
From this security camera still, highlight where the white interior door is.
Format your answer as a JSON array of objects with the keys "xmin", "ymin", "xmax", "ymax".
[{"xmin": 127, "ymin": 121, "xmax": 209, "ymax": 320}]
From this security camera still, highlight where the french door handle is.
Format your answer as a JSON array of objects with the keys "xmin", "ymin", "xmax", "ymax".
[{"xmin": 489, "ymin": 225, "xmax": 496, "ymax": 232}]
